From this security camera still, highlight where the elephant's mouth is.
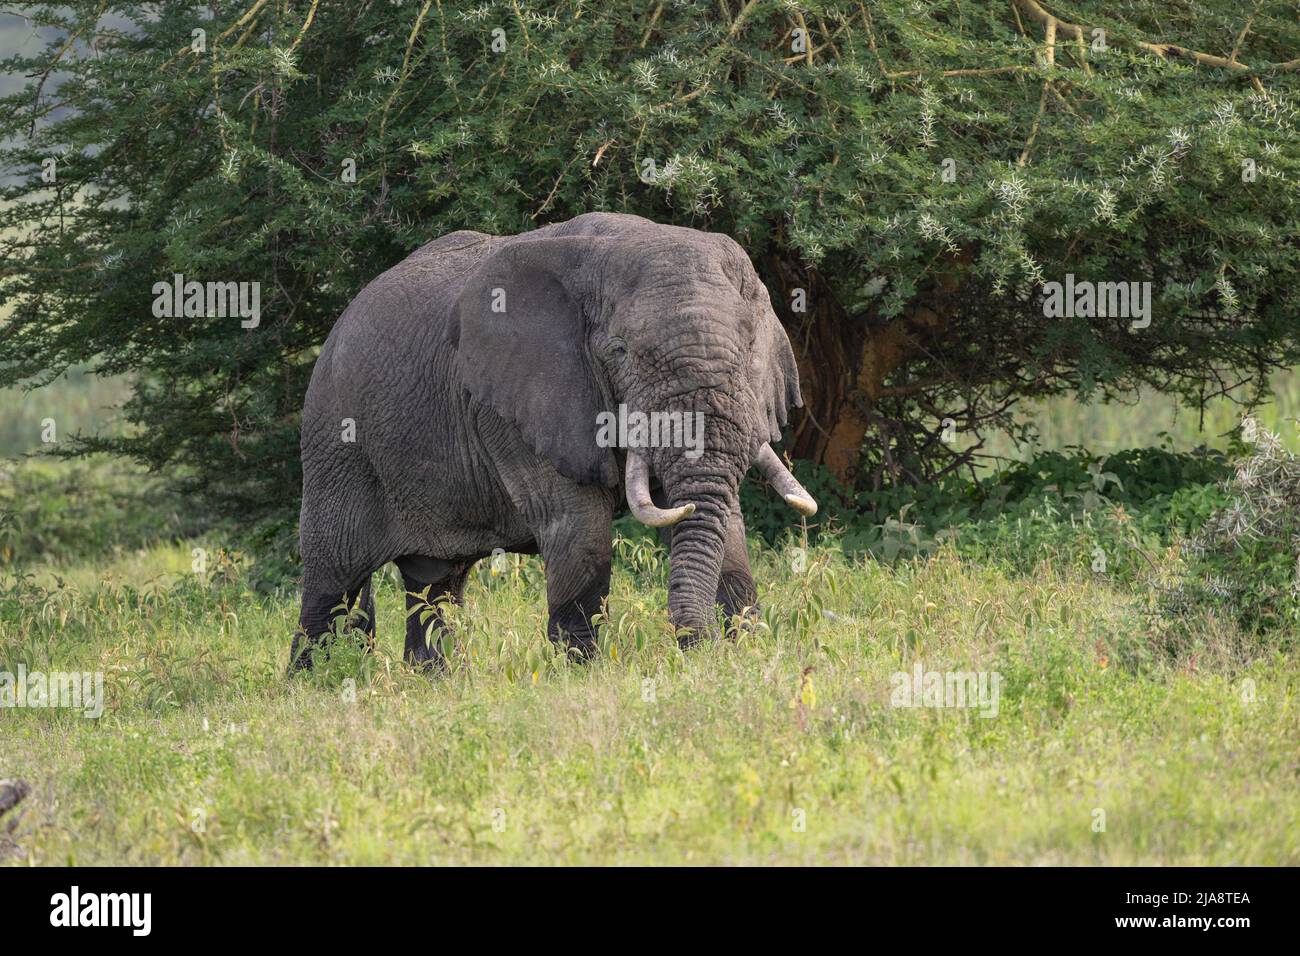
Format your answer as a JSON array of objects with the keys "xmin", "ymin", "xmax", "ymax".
[{"xmin": 622, "ymin": 445, "xmax": 817, "ymax": 527}]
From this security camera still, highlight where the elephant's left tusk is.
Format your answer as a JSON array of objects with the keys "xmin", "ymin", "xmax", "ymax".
[{"xmin": 755, "ymin": 443, "xmax": 818, "ymax": 517}]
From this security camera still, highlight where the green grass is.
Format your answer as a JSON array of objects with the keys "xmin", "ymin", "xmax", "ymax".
[
  {"xmin": 2, "ymin": 371, "xmax": 1299, "ymax": 865},
  {"xmin": 979, "ymin": 369, "xmax": 1300, "ymax": 464},
  {"xmin": 2, "ymin": 526, "xmax": 1297, "ymax": 865},
  {"xmin": 0, "ymin": 366, "xmax": 133, "ymax": 459}
]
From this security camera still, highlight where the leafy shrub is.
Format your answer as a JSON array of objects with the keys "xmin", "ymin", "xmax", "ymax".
[
  {"xmin": 0, "ymin": 457, "xmax": 199, "ymax": 567},
  {"xmin": 985, "ymin": 446, "xmax": 1231, "ymax": 510},
  {"xmin": 744, "ymin": 446, "xmax": 1231, "ymax": 575},
  {"xmin": 1163, "ymin": 420, "xmax": 1300, "ymax": 633},
  {"xmin": 240, "ymin": 513, "xmax": 302, "ymax": 595}
]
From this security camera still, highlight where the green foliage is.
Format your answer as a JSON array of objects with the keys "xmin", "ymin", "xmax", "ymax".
[
  {"xmin": 2, "ymin": 2, "xmax": 1298, "ymax": 526},
  {"xmin": 744, "ymin": 444, "xmax": 1231, "ymax": 576},
  {"xmin": 1165, "ymin": 419, "xmax": 1300, "ymax": 632},
  {"xmin": 981, "ymin": 367, "xmax": 1300, "ymax": 463},
  {"xmin": 979, "ymin": 445, "xmax": 1232, "ymax": 510},
  {"xmin": 0, "ymin": 365, "xmax": 132, "ymax": 458},
  {"xmin": 0, "ymin": 457, "xmax": 198, "ymax": 567}
]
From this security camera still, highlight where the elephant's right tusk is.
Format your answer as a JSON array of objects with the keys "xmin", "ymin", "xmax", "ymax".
[
  {"xmin": 624, "ymin": 451, "xmax": 696, "ymax": 527},
  {"xmin": 755, "ymin": 443, "xmax": 818, "ymax": 517}
]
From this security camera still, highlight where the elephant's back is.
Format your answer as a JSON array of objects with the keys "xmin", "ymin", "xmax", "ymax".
[
  {"xmin": 339, "ymin": 229, "xmax": 498, "ymax": 344},
  {"xmin": 307, "ymin": 230, "xmax": 500, "ymax": 405}
]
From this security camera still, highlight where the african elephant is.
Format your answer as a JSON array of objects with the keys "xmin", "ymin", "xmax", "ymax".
[{"xmin": 291, "ymin": 212, "xmax": 816, "ymax": 672}]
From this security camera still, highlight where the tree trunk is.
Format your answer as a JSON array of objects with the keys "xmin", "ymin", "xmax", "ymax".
[
  {"xmin": 762, "ymin": 250, "xmax": 861, "ymax": 479},
  {"xmin": 761, "ymin": 246, "xmax": 968, "ymax": 491}
]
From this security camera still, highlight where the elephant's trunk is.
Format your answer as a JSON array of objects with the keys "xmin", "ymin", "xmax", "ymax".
[
  {"xmin": 623, "ymin": 445, "xmax": 728, "ymax": 642},
  {"xmin": 624, "ymin": 440, "xmax": 815, "ymax": 645},
  {"xmin": 665, "ymin": 499, "xmax": 732, "ymax": 646},
  {"xmin": 656, "ymin": 448, "xmax": 741, "ymax": 647}
]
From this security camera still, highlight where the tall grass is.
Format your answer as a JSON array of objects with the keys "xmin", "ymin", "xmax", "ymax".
[
  {"xmin": 2, "ymin": 369, "xmax": 1298, "ymax": 864},
  {"xmin": 1, "ymin": 533, "xmax": 1296, "ymax": 865}
]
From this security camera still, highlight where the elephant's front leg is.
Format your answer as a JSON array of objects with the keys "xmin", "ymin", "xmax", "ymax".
[
  {"xmin": 534, "ymin": 489, "xmax": 614, "ymax": 659},
  {"xmin": 289, "ymin": 576, "xmax": 375, "ymax": 674}
]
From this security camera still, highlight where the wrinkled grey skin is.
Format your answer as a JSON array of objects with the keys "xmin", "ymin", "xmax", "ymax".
[{"xmin": 292, "ymin": 212, "xmax": 803, "ymax": 671}]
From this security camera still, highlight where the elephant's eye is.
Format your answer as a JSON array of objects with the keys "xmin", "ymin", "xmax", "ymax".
[{"xmin": 610, "ymin": 341, "xmax": 628, "ymax": 360}]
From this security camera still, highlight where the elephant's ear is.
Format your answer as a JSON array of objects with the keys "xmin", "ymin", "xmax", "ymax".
[
  {"xmin": 450, "ymin": 237, "xmax": 618, "ymax": 487},
  {"xmin": 752, "ymin": 298, "xmax": 804, "ymax": 448}
]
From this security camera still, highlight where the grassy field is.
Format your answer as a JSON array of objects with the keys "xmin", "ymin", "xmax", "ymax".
[
  {"xmin": 0, "ymin": 366, "xmax": 132, "ymax": 460},
  {"xmin": 2, "ymin": 525, "xmax": 1298, "ymax": 865},
  {"xmin": 979, "ymin": 372, "xmax": 1300, "ymax": 463},
  {"xmin": 2, "ymin": 372, "xmax": 1299, "ymax": 865}
]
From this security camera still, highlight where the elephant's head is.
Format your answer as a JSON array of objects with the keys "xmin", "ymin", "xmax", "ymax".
[{"xmin": 451, "ymin": 214, "xmax": 816, "ymax": 637}]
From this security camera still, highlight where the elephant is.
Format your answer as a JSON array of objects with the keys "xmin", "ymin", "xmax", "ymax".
[{"xmin": 290, "ymin": 212, "xmax": 817, "ymax": 672}]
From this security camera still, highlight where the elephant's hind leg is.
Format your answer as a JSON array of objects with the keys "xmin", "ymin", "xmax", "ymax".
[
  {"xmin": 289, "ymin": 576, "xmax": 376, "ymax": 674},
  {"xmin": 397, "ymin": 555, "xmax": 472, "ymax": 671}
]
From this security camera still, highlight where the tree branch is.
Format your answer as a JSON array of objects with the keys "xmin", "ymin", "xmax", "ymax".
[{"xmin": 1012, "ymin": 0, "xmax": 1296, "ymax": 74}]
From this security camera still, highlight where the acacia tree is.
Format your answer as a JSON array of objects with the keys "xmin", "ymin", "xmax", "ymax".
[{"xmin": 2, "ymin": 1, "xmax": 1298, "ymax": 529}]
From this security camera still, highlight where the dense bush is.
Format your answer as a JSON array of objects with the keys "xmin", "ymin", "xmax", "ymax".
[
  {"xmin": 0, "ymin": 457, "xmax": 198, "ymax": 567},
  {"xmin": 3, "ymin": 2, "xmax": 1299, "ymax": 527},
  {"xmin": 1164, "ymin": 419, "xmax": 1300, "ymax": 632},
  {"xmin": 746, "ymin": 433, "xmax": 1300, "ymax": 636},
  {"xmin": 743, "ymin": 444, "xmax": 1231, "ymax": 569}
]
